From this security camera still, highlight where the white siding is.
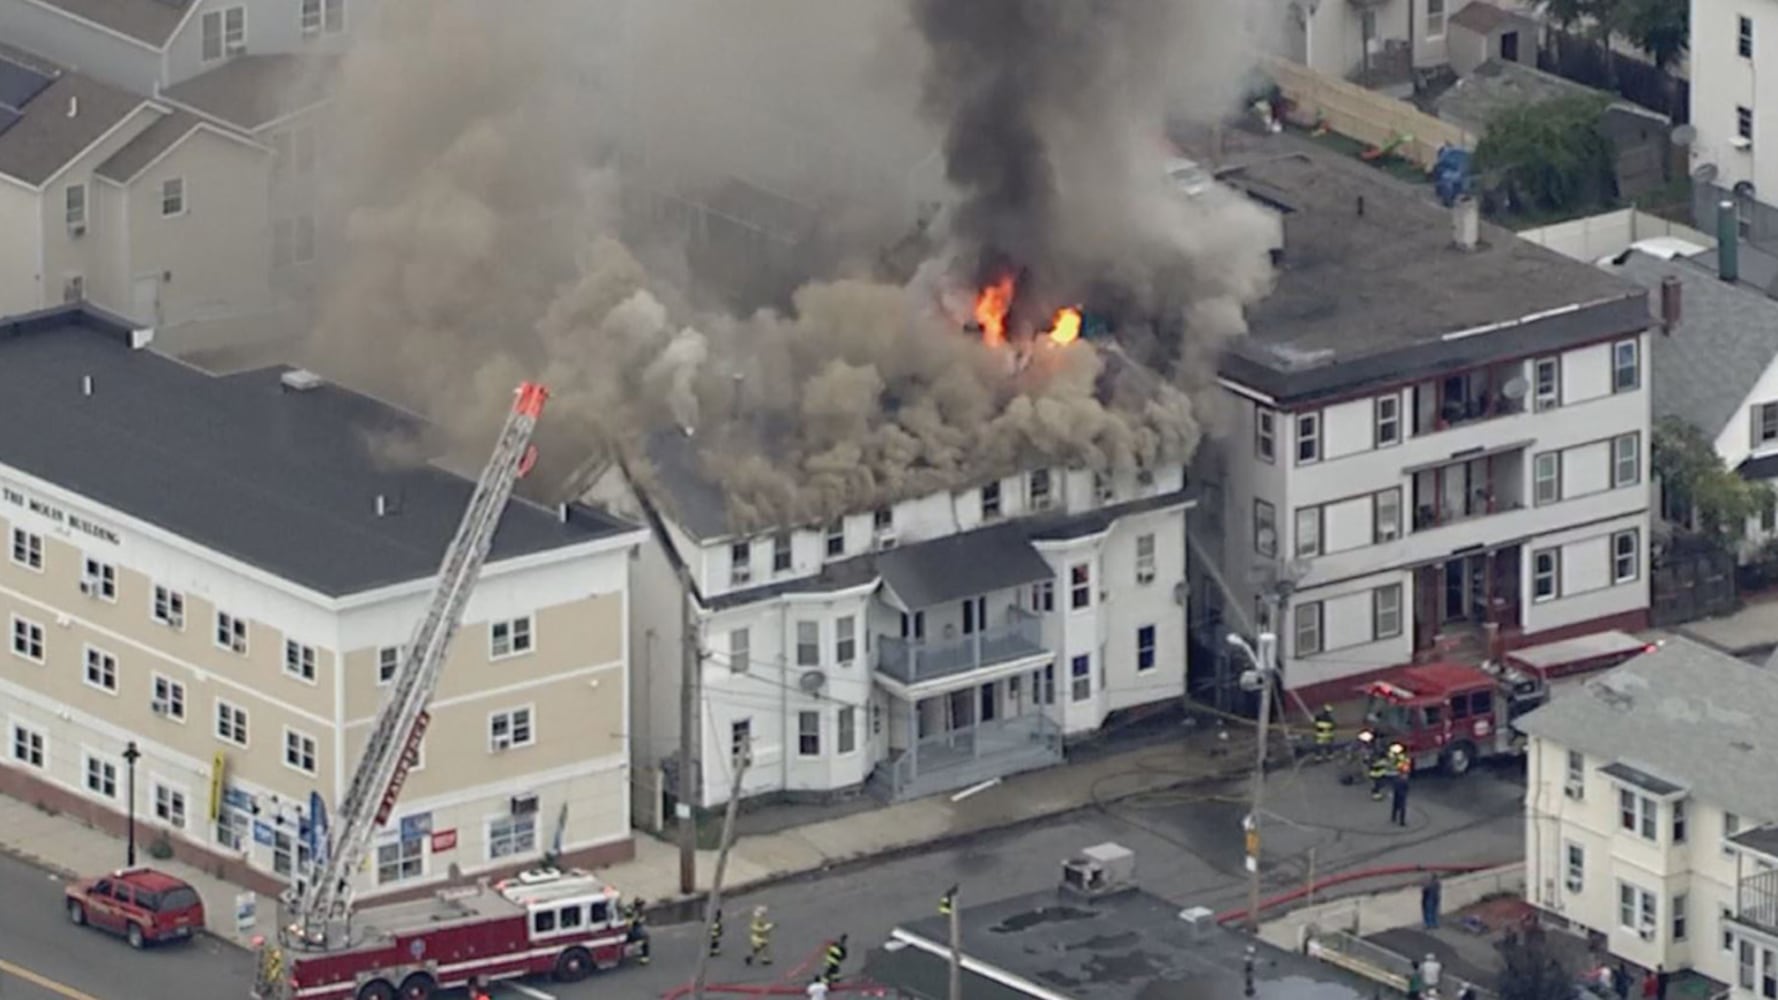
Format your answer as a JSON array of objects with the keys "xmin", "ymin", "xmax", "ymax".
[
  {"xmin": 1321, "ymin": 397, "xmax": 1374, "ymax": 459},
  {"xmin": 1523, "ymin": 513, "xmax": 1649, "ymax": 635},
  {"xmin": 1561, "ymin": 440, "xmax": 1612, "ymax": 499},
  {"xmin": 1562, "ymin": 342, "xmax": 1615, "ymax": 404},
  {"xmin": 1688, "ymin": 0, "xmax": 1777, "ymax": 216},
  {"xmin": 1323, "ymin": 494, "xmax": 1375, "ymax": 553},
  {"xmin": 0, "ymin": 181, "xmax": 40, "ymax": 315},
  {"xmin": 1284, "ymin": 569, "xmax": 1414, "ymax": 689}
]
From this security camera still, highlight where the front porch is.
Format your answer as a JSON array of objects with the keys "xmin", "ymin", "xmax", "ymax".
[
  {"xmin": 869, "ymin": 669, "xmax": 1064, "ymax": 802},
  {"xmin": 1413, "ymin": 545, "xmax": 1524, "ymax": 660}
]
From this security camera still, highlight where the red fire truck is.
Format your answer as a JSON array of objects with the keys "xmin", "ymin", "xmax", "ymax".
[
  {"xmin": 265, "ymin": 868, "xmax": 635, "ymax": 1000},
  {"xmin": 1357, "ymin": 630, "xmax": 1656, "ymax": 777}
]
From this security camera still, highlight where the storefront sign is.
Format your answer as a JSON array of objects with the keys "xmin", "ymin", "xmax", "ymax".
[
  {"xmin": 431, "ymin": 829, "xmax": 458, "ymax": 853},
  {"xmin": 0, "ymin": 483, "xmax": 120, "ymax": 545}
]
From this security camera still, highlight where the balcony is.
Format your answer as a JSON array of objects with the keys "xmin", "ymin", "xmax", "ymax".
[
  {"xmin": 876, "ymin": 608, "xmax": 1048, "ymax": 686},
  {"xmin": 1412, "ymin": 447, "xmax": 1527, "ymax": 531},
  {"xmin": 869, "ymin": 712, "xmax": 1064, "ymax": 802},
  {"xmin": 1737, "ymin": 866, "xmax": 1778, "ymax": 937},
  {"xmin": 1410, "ymin": 363, "xmax": 1529, "ymax": 437}
]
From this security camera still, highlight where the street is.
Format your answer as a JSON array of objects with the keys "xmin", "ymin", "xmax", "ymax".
[{"xmin": 0, "ymin": 755, "xmax": 1523, "ymax": 1000}]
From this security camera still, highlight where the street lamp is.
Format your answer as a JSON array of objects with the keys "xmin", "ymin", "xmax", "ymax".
[
  {"xmin": 122, "ymin": 741, "xmax": 141, "ymax": 868},
  {"xmin": 1226, "ymin": 630, "xmax": 1278, "ymax": 933}
]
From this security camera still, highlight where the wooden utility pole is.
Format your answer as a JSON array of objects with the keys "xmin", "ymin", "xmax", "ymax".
[
  {"xmin": 949, "ymin": 887, "xmax": 962, "ymax": 1000},
  {"xmin": 691, "ymin": 748, "xmax": 750, "ymax": 1000},
  {"xmin": 678, "ymin": 582, "xmax": 700, "ymax": 895}
]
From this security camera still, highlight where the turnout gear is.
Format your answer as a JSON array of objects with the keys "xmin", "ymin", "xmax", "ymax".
[
  {"xmin": 822, "ymin": 934, "xmax": 850, "ymax": 985},
  {"xmin": 1367, "ymin": 750, "xmax": 1390, "ymax": 800},
  {"xmin": 746, "ymin": 906, "xmax": 775, "ymax": 966},
  {"xmin": 710, "ymin": 907, "xmax": 724, "ymax": 956},
  {"xmin": 939, "ymin": 886, "xmax": 957, "ymax": 916},
  {"xmin": 625, "ymin": 898, "xmax": 652, "ymax": 965},
  {"xmin": 1313, "ymin": 706, "xmax": 1336, "ymax": 760}
]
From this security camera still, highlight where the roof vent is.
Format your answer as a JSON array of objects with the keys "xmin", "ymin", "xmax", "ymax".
[
  {"xmin": 1452, "ymin": 194, "xmax": 1480, "ymax": 251},
  {"xmin": 280, "ymin": 369, "xmax": 324, "ymax": 392}
]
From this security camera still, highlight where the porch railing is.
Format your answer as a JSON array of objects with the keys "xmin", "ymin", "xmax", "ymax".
[
  {"xmin": 885, "ymin": 711, "xmax": 1063, "ymax": 795},
  {"xmin": 876, "ymin": 608, "xmax": 1047, "ymax": 685},
  {"xmin": 1738, "ymin": 868, "xmax": 1778, "ymax": 934}
]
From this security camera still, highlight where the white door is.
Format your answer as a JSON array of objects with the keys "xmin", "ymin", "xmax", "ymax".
[{"xmin": 131, "ymin": 275, "xmax": 160, "ymax": 325}]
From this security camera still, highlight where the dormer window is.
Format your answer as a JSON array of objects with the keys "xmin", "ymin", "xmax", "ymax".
[
  {"xmin": 1030, "ymin": 469, "xmax": 1053, "ymax": 510},
  {"xmin": 981, "ymin": 482, "xmax": 1002, "ymax": 520},
  {"xmin": 873, "ymin": 507, "xmax": 894, "ymax": 535},
  {"xmin": 730, "ymin": 540, "xmax": 752, "ymax": 586}
]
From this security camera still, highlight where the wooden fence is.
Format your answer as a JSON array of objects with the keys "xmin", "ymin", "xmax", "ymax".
[
  {"xmin": 1650, "ymin": 542, "xmax": 1738, "ymax": 627},
  {"xmin": 1263, "ymin": 56, "xmax": 1475, "ymax": 168}
]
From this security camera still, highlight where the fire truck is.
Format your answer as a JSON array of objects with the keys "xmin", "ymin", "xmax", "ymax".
[
  {"xmin": 1357, "ymin": 630, "xmax": 1656, "ymax": 777},
  {"xmin": 252, "ymin": 384, "xmax": 642, "ymax": 1000}
]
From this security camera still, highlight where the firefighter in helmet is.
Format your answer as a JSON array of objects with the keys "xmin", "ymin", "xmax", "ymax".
[
  {"xmin": 625, "ymin": 896, "xmax": 652, "ymax": 965},
  {"xmin": 709, "ymin": 906, "xmax": 725, "ymax": 957},
  {"xmin": 821, "ymin": 933, "xmax": 850, "ymax": 985},
  {"xmin": 1313, "ymin": 704, "xmax": 1337, "ymax": 761},
  {"xmin": 1387, "ymin": 742, "xmax": 1410, "ymax": 780},
  {"xmin": 746, "ymin": 905, "xmax": 774, "ymax": 966},
  {"xmin": 1366, "ymin": 736, "xmax": 1391, "ymax": 800}
]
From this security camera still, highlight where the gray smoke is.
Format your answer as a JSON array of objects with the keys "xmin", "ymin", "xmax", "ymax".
[{"xmin": 300, "ymin": 0, "xmax": 1280, "ymax": 532}]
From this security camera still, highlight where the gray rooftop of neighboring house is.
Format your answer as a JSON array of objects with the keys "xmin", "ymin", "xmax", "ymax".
[
  {"xmin": 1449, "ymin": 1, "xmax": 1534, "ymax": 33},
  {"xmin": 1515, "ymin": 636, "xmax": 1778, "ymax": 821},
  {"xmin": 94, "ymin": 107, "xmax": 203, "ymax": 182},
  {"xmin": 1696, "ymin": 241, "xmax": 1778, "ymax": 302},
  {"xmin": 1433, "ymin": 59, "xmax": 1618, "ymax": 135},
  {"xmin": 26, "ymin": 0, "xmax": 190, "ymax": 47},
  {"xmin": 1606, "ymin": 250, "xmax": 1778, "ymax": 441},
  {"xmin": 0, "ymin": 45, "xmax": 142, "ymax": 186},
  {"xmin": 161, "ymin": 54, "xmax": 336, "ymax": 130},
  {"xmin": 0, "ymin": 306, "xmax": 635, "ymax": 597},
  {"xmin": 1210, "ymin": 130, "xmax": 1648, "ymax": 406}
]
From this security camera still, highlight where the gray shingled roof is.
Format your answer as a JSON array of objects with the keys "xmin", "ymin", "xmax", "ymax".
[
  {"xmin": 1450, "ymin": 1, "xmax": 1522, "ymax": 34},
  {"xmin": 161, "ymin": 54, "xmax": 335, "ymax": 130},
  {"xmin": 0, "ymin": 308, "xmax": 635, "ymax": 597},
  {"xmin": 30, "ymin": 0, "xmax": 189, "ymax": 47},
  {"xmin": 1696, "ymin": 241, "xmax": 1778, "ymax": 301},
  {"xmin": 1610, "ymin": 250, "xmax": 1778, "ymax": 439},
  {"xmin": 877, "ymin": 523, "xmax": 1054, "ymax": 609},
  {"xmin": 1515, "ymin": 636, "xmax": 1778, "ymax": 822},
  {"xmin": 95, "ymin": 108, "xmax": 204, "ymax": 182},
  {"xmin": 0, "ymin": 70, "xmax": 142, "ymax": 186},
  {"xmin": 1434, "ymin": 59, "xmax": 1607, "ymax": 135}
]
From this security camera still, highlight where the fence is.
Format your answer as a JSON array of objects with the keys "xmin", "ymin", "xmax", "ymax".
[
  {"xmin": 1309, "ymin": 930, "xmax": 1499, "ymax": 1000},
  {"xmin": 1650, "ymin": 542, "xmax": 1738, "ymax": 627},
  {"xmin": 1263, "ymin": 56, "xmax": 1474, "ymax": 168},
  {"xmin": 1516, "ymin": 208, "xmax": 1715, "ymax": 263},
  {"xmin": 1536, "ymin": 29, "xmax": 1686, "ymax": 122}
]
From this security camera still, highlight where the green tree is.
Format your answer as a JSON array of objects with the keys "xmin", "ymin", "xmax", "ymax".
[
  {"xmin": 1653, "ymin": 416, "xmax": 1775, "ymax": 544},
  {"xmin": 1615, "ymin": 0, "xmax": 1688, "ymax": 113},
  {"xmin": 1474, "ymin": 94, "xmax": 1616, "ymax": 215},
  {"xmin": 1496, "ymin": 929, "xmax": 1575, "ymax": 1000}
]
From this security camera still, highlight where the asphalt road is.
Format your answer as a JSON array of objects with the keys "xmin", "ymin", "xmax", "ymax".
[{"xmin": 0, "ymin": 754, "xmax": 1524, "ymax": 1000}]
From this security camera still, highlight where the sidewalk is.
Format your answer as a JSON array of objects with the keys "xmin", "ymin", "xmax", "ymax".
[
  {"xmin": 1662, "ymin": 593, "xmax": 1778, "ymax": 659},
  {"xmin": 0, "ymin": 720, "xmax": 1259, "ymax": 951}
]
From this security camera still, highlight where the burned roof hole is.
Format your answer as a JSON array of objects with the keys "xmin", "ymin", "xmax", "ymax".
[
  {"xmin": 1083, "ymin": 950, "xmax": 1164, "ymax": 983},
  {"xmin": 1068, "ymin": 931, "xmax": 1142, "ymax": 951},
  {"xmin": 990, "ymin": 905, "xmax": 1098, "ymax": 933}
]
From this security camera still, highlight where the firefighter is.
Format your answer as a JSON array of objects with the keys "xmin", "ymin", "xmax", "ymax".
[
  {"xmin": 1367, "ymin": 739, "xmax": 1391, "ymax": 800},
  {"xmin": 746, "ymin": 905, "xmax": 774, "ymax": 966},
  {"xmin": 821, "ymin": 933, "xmax": 850, "ymax": 985},
  {"xmin": 1391, "ymin": 743, "xmax": 1413, "ymax": 780},
  {"xmin": 1313, "ymin": 705, "xmax": 1337, "ymax": 761},
  {"xmin": 709, "ymin": 906, "xmax": 725, "ymax": 957},
  {"xmin": 625, "ymin": 897, "xmax": 652, "ymax": 966}
]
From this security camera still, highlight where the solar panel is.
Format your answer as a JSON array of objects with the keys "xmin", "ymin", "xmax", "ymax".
[
  {"xmin": 0, "ymin": 57, "xmax": 51, "ymax": 111},
  {"xmin": 0, "ymin": 107, "xmax": 21, "ymax": 138}
]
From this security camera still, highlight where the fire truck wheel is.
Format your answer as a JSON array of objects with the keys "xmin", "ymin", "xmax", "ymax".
[
  {"xmin": 1443, "ymin": 742, "xmax": 1475, "ymax": 777},
  {"xmin": 67, "ymin": 901, "xmax": 85, "ymax": 926},
  {"xmin": 355, "ymin": 981, "xmax": 396, "ymax": 1000},
  {"xmin": 554, "ymin": 947, "xmax": 594, "ymax": 982},
  {"xmin": 127, "ymin": 922, "xmax": 146, "ymax": 949},
  {"xmin": 397, "ymin": 972, "xmax": 436, "ymax": 999}
]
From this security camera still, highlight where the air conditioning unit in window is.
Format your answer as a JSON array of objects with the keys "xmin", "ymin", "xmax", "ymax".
[
  {"xmin": 68, "ymin": 222, "xmax": 86, "ymax": 239},
  {"xmin": 78, "ymin": 580, "xmax": 94, "ymax": 597},
  {"xmin": 150, "ymin": 699, "xmax": 169, "ymax": 716},
  {"xmin": 875, "ymin": 531, "xmax": 899, "ymax": 551},
  {"xmin": 1639, "ymin": 921, "xmax": 1655, "ymax": 941},
  {"xmin": 492, "ymin": 735, "xmax": 512, "ymax": 752},
  {"xmin": 1564, "ymin": 780, "xmax": 1584, "ymax": 800},
  {"xmin": 510, "ymin": 793, "xmax": 539, "ymax": 816},
  {"xmin": 1565, "ymin": 875, "xmax": 1583, "ymax": 892},
  {"xmin": 166, "ymin": 611, "xmax": 184, "ymax": 629}
]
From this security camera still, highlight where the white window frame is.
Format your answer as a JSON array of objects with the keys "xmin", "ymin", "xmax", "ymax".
[
  {"xmin": 835, "ymin": 616, "xmax": 856, "ymax": 666},
  {"xmin": 1756, "ymin": 403, "xmax": 1778, "ymax": 446},
  {"xmin": 797, "ymin": 710, "xmax": 821, "ymax": 756},
  {"xmin": 1254, "ymin": 500, "xmax": 1277, "ymax": 558},
  {"xmin": 1612, "ymin": 339, "xmax": 1640, "ymax": 392},
  {"xmin": 795, "ymin": 620, "xmax": 819, "ymax": 667},
  {"xmin": 728, "ymin": 627, "xmax": 751, "ymax": 674},
  {"xmin": 9, "ymin": 721, "xmax": 45, "ymax": 769},
  {"xmin": 65, "ymin": 183, "xmax": 86, "ymax": 231},
  {"xmin": 375, "ymin": 836, "xmax": 425, "ymax": 885},
  {"xmin": 1071, "ymin": 654, "xmax": 1092, "ymax": 702},
  {"xmin": 981, "ymin": 481, "xmax": 1002, "ymax": 520},
  {"xmin": 1619, "ymin": 787, "xmax": 1657, "ymax": 841},
  {"xmin": 1533, "ymin": 357, "xmax": 1561, "ymax": 411},
  {"xmin": 215, "ymin": 611, "xmax": 248, "ymax": 655},
  {"xmin": 10, "ymin": 527, "xmax": 42, "ymax": 570},
  {"xmin": 489, "ymin": 615, "xmax": 534, "ymax": 659},
  {"xmin": 489, "ymin": 706, "xmax": 535, "ymax": 751},
  {"xmin": 1136, "ymin": 624, "xmax": 1157, "ymax": 672},
  {"xmin": 1295, "ymin": 412, "xmax": 1322, "ymax": 465},
  {"xmin": 160, "ymin": 177, "xmax": 185, "ymax": 217},
  {"xmin": 1673, "ymin": 891, "xmax": 1688, "ymax": 941},
  {"xmin": 10, "ymin": 614, "xmax": 44, "ymax": 663},
  {"xmin": 83, "ymin": 750, "xmax": 118, "ymax": 799},
  {"xmin": 1533, "ymin": 452, "xmax": 1561, "ymax": 506},
  {"xmin": 1255, "ymin": 407, "xmax": 1276, "ymax": 463},
  {"xmin": 730, "ymin": 541, "xmax": 752, "ymax": 586},
  {"xmin": 300, "ymin": 0, "xmax": 342, "ymax": 35},
  {"xmin": 837, "ymin": 705, "xmax": 857, "ymax": 755},
  {"xmin": 1566, "ymin": 749, "xmax": 1585, "ymax": 794},
  {"xmin": 82, "ymin": 644, "xmax": 118, "ymax": 694},
  {"xmin": 1373, "ymin": 584, "xmax": 1403, "ymax": 640},
  {"xmin": 825, "ymin": 522, "xmax": 845, "ymax": 557},
  {"xmin": 1532, "ymin": 548, "xmax": 1560, "ymax": 602},
  {"xmin": 1612, "ymin": 530, "xmax": 1640, "ymax": 584},
  {"xmin": 152, "ymin": 780, "xmax": 188, "ymax": 830},
  {"xmin": 1295, "ymin": 601, "xmax": 1323, "ymax": 656},
  {"xmin": 80, "ymin": 556, "xmax": 116, "ymax": 601},
  {"xmin": 487, "ymin": 813, "xmax": 537, "ymax": 860},
  {"xmin": 1135, "ymin": 533, "xmax": 1156, "ymax": 585},
  {"xmin": 1426, "ymin": 0, "xmax": 1447, "ymax": 37},
  {"xmin": 1565, "ymin": 841, "xmax": 1584, "ymax": 891},
  {"xmin": 772, "ymin": 533, "xmax": 792, "ymax": 573},
  {"xmin": 1294, "ymin": 506, "xmax": 1322, "ymax": 558},
  {"xmin": 151, "ymin": 584, "xmax": 185, "ymax": 629},
  {"xmin": 731, "ymin": 718, "xmax": 752, "ymax": 761},
  {"xmin": 214, "ymin": 698, "xmax": 249, "ymax": 747},
  {"xmin": 1613, "ymin": 433, "xmax": 1640, "ymax": 487},
  {"xmin": 1029, "ymin": 469, "xmax": 1054, "ymax": 510},
  {"xmin": 283, "ymin": 639, "xmax": 318, "ymax": 683},
  {"xmin": 282, "ymin": 726, "xmax": 318, "ymax": 775},
  {"xmin": 377, "ymin": 645, "xmax": 402, "ymax": 685},
  {"xmin": 1070, "ymin": 564, "xmax": 1092, "ymax": 609},
  {"xmin": 152, "ymin": 673, "xmax": 186, "ymax": 721},
  {"xmin": 1375, "ymin": 395, "xmax": 1401, "ymax": 447},
  {"xmin": 1617, "ymin": 880, "xmax": 1657, "ymax": 936},
  {"xmin": 1374, "ymin": 488, "xmax": 1402, "ymax": 543},
  {"xmin": 1739, "ymin": 105, "xmax": 1755, "ymax": 142},
  {"xmin": 201, "ymin": 6, "xmax": 247, "ymax": 61}
]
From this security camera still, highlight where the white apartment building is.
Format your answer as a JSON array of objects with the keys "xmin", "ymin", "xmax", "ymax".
[
  {"xmin": 0, "ymin": 306, "xmax": 645, "ymax": 900},
  {"xmin": 590, "ymin": 434, "xmax": 1193, "ymax": 812},
  {"xmin": 1689, "ymin": 0, "xmax": 1777, "ymax": 244},
  {"xmin": 1199, "ymin": 140, "xmax": 1654, "ymax": 705},
  {"xmin": 1517, "ymin": 638, "xmax": 1778, "ymax": 994}
]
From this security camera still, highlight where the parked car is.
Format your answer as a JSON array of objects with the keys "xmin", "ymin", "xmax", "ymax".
[{"xmin": 65, "ymin": 867, "xmax": 205, "ymax": 948}]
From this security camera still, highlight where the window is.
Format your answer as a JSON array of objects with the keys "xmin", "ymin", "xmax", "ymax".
[
  {"xmin": 1294, "ymin": 507, "xmax": 1322, "ymax": 558},
  {"xmin": 1741, "ymin": 15, "xmax": 1755, "ymax": 58},
  {"xmin": 377, "ymin": 646, "xmax": 401, "ymax": 684},
  {"xmin": 1426, "ymin": 0, "xmax": 1446, "ymax": 36},
  {"xmin": 200, "ymin": 7, "xmax": 246, "ymax": 61},
  {"xmin": 1374, "ymin": 488, "xmax": 1402, "ymax": 543},
  {"xmin": 160, "ymin": 178, "xmax": 185, "ymax": 217},
  {"xmin": 152, "ymin": 674, "xmax": 185, "ymax": 720},
  {"xmin": 981, "ymin": 482, "xmax": 1002, "ymax": 520},
  {"xmin": 1296, "ymin": 413, "xmax": 1321, "ymax": 464},
  {"xmin": 1620, "ymin": 788, "xmax": 1657, "ymax": 840},
  {"xmin": 1532, "ymin": 548, "xmax": 1560, "ymax": 601},
  {"xmin": 65, "ymin": 183, "xmax": 86, "ymax": 231},
  {"xmin": 489, "ymin": 814, "xmax": 536, "ymax": 859},
  {"xmin": 835, "ymin": 617, "xmax": 856, "ymax": 665},
  {"xmin": 1254, "ymin": 500, "xmax": 1277, "ymax": 558},
  {"xmin": 1566, "ymin": 749, "xmax": 1584, "ymax": 793},
  {"xmin": 1070, "ymin": 564, "xmax": 1091, "ymax": 609},
  {"xmin": 1725, "ymin": 905, "xmax": 1738, "ymax": 953},
  {"xmin": 1672, "ymin": 892, "xmax": 1689, "ymax": 942},
  {"xmin": 152, "ymin": 585, "xmax": 185, "ymax": 628},
  {"xmin": 1373, "ymin": 584, "xmax": 1403, "ymax": 640},
  {"xmin": 1739, "ymin": 106, "xmax": 1755, "ymax": 143},
  {"xmin": 1039, "ymin": 664, "xmax": 1056, "ymax": 704},
  {"xmin": 1612, "ymin": 530, "xmax": 1640, "ymax": 584},
  {"xmin": 489, "ymin": 616, "xmax": 533, "ymax": 658},
  {"xmin": 11, "ymin": 615, "xmax": 44, "ymax": 662},
  {"xmin": 81, "ymin": 557, "xmax": 116, "ymax": 600},
  {"xmin": 215, "ymin": 612, "xmax": 248, "ymax": 654},
  {"xmin": 10, "ymin": 527, "xmax": 41, "ymax": 569},
  {"xmin": 1031, "ymin": 580, "xmax": 1054, "ymax": 612},
  {"xmin": 1619, "ymin": 881, "xmax": 1653, "ymax": 932},
  {"xmin": 1533, "ymin": 452, "xmax": 1561, "ymax": 506},
  {"xmin": 489, "ymin": 707, "xmax": 534, "ymax": 750},
  {"xmin": 1533, "ymin": 357, "xmax": 1561, "ymax": 410},
  {"xmin": 9, "ymin": 722, "xmax": 44, "ymax": 768},
  {"xmin": 797, "ymin": 711, "xmax": 820, "ymax": 756},
  {"xmin": 215, "ymin": 700, "xmax": 248, "ymax": 746},
  {"xmin": 83, "ymin": 645, "xmax": 118, "ymax": 693},
  {"xmin": 873, "ymin": 507, "xmax": 894, "ymax": 534},
  {"xmin": 1071, "ymin": 654, "xmax": 1092, "ymax": 702},
  {"xmin": 825, "ymin": 521, "xmax": 845, "ymax": 557},
  {"xmin": 151, "ymin": 783, "xmax": 186, "ymax": 829},
  {"xmin": 1565, "ymin": 842, "xmax": 1584, "ymax": 891},
  {"xmin": 730, "ymin": 541, "xmax": 752, "ymax": 585},
  {"xmin": 1373, "ymin": 395, "xmax": 1402, "ymax": 447},
  {"xmin": 1094, "ymin": 472, "xmax": 1115, "ymax": 503},
  {"xmin": 1742, "ymin": 941, "xmax": 1757, "ymax": 991},
  {"xmin": 283, "ymin": 728, "xmax": 317, "ymax": 775},
  {"xmin": 1673, "ymin": 798, "xmax": 1688, "ymax": 843},
  {"xmin": 728, "ymin": 627, "xmax": 751, "ymax": 674},
  {"xmin": 84, "ymin": 754, "xmax": 118, "ymax": 799},
  {"xmin": 284, "ymin": 640, "xmax": 317, "ymax": 682},
  {"xmin": 1613, "ymin": 433, "xmax": 1640, "ymax": 487},
  {"xmin": 796, "ymin": 620, "xmax": 819, "ymax": 666},
  {"xmin": 376, "ymin": 838, "xmax": 424, "ymax": 884},
  {"xmin": 838, "ymin": 706, "xmax": 857, "ymax": 754},
  {"xmin": 1030, "ymin": 469, "xmax": 1053, "ymax": 509},
  {"xmin": 1135, "ymin": 534, "xmax": 1156, "ymax": 585},
  {"xmin": 1136, "ymin": 625, "xmax": 1157, "ymax": 671},
  {"xmin": 1612, "ymin": 339, "xmax": 1640, "ymax": 392},
  {"xmin": 1758, "ymin": 404, "xmax": 1778, "ymax": 446},
  {"xmin": 1728, "ymin": 812, "xmax": 1744, "ymax": 857},
  {"xmin": 1255, "ymin": 408, "xmax": 1276, "ymax": 463},
  {"xmin": 301, "ymin": 0, "xmax": 345, "ymax": 35},
  {"xmin": 1295, "ymin": 601, "xmax": 1323, "ymax": 655},
  {"xmin": 730, "ymin": 719, "xmax": 752, "ymax": 760}
]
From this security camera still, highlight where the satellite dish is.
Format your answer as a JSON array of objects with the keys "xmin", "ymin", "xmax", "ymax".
[
  {"xmin": 798, "ymin": 670, "xmax": 827, "ymax": 695},
  {"xmin": 1693, "ymin": 163, "xmax": 1719, "ymax": 184},
  {"xmin": 1735, "ymin": 180, "xmax": 1758, "ymax": 198},
  {"xmin": 1501, "ymin": 375, "xmax": 1529, "ymax": 401},
  {"xmin": 1671, "ymin": 123, "xmax": 1697, "ymax": 147}
]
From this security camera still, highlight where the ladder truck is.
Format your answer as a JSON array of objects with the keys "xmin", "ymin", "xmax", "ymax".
[{"xmin": 254, "ymin": 383, "xmax": 640, "ymax": 1000}]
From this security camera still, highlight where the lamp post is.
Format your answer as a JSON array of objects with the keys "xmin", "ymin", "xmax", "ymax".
[
  {"xmin": 1226, "ymin": 629, "xmax": 1278, "ymax": 932},
  {"xmin": 123, "ymin": 741, "xmax": 141, "ymax": 868}
]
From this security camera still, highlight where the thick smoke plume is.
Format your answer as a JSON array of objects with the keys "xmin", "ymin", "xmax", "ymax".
[{"xmin": 302, "ymin": 0, "xmax": 1280, "ymax": 532}]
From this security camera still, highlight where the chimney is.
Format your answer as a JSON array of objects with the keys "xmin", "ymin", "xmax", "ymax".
[
  {"xmin": 66, "ymin": 96, "xmax": 77, "ymax": 118},
  {"xmin": 1452, "ymin": 195, "xmax": 1480, "ymax": 251},
  {"xmin": 375, "ymin": 494, "xmax": 388, "ymax": 518},
  {"xmin": 1659, "ymin": 276, "xmax": 1682, "ymax": 335},
  {"xmin": 81, "ymin": 374, "xmax": 92, "ymax": 397},
  {"xmin": 1718, "ymin": 200, "xmax": 1740, "ymax": 283}
]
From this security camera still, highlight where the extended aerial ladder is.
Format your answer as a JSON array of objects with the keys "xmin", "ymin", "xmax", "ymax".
[{"xmin": 282, "ymin": 382, "xmax": 550, "ymax": 952}]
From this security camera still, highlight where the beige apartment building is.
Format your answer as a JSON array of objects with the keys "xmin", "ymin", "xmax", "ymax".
[{"xmin": 0, "ymin": 306, "xmax": 644, "ymax": 899}]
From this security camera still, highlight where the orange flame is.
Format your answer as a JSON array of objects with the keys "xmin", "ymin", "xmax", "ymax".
[
  {"xmin": 973, "ymin": 275, "xmax": 1015, "ymax": 347},
  {"xmin": 1046, "ymin": 308, "xmax": 1082, "ymax": 345}
]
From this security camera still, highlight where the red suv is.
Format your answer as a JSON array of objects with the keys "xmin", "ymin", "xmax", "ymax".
[{"xmin": 65, "ymin": 867, "xmax": 206, "ymax": 948}]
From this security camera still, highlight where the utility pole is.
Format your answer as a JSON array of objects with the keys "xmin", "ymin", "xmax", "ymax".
[
  {"xmin": 947, "ymin": 886, "xmax": 962, "ymax": 1000},
  {"xmin": 678, "ymin": 579, "xmax": 701, "ymax": 896},
  {"xmin": 692, "ymin": 748, "xmax": 750, "ymax": 1000},
  {"xmin": 1228, "ymin": 626, "xmax": 1278, "ymax": 933}
]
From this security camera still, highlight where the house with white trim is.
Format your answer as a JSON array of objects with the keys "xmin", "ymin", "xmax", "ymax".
[{"xmin": 0, "ymin": 305, "xmax": 646, "ymax": 900}]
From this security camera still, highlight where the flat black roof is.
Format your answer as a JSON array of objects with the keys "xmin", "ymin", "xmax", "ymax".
[
  {"xmin": 883, "ymin": 888, "xmax": 1376, "ymax": 1000},
  {"xmin": 0, "ymin": 308, "xmax": 634, "ymax": 597},
  {"xmin": 1210, "ymin": 132, "xmax": 1648, "ymax": 405}
]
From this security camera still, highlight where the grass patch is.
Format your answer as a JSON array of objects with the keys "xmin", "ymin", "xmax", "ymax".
[{"xmin": 1290, "ymin": 125, "xmax": 1430, "ymax": 185}]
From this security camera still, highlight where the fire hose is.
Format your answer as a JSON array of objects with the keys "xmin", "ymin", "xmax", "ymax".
[
  {"xmin": 1213, "ymin": 861, "xmax": 1509, "ymax": 925},
  {"xmin": 662, "ymin": 944, "xmax": 890, "ymax": 1000}
]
